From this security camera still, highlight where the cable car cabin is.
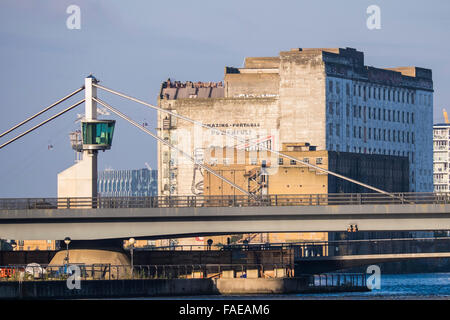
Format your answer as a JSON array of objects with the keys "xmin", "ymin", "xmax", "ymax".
[{"xmin": 81, "ymin": 120, "xmax": 115, "ymax": 150}]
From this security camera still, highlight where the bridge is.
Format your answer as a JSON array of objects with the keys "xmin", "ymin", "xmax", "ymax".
[
  {"xmin": 2, "ymin": 76, "xmax": 450, "ymax": 271},
  {"xmin": 1, "ymin": 192, "xmax": 450, "ymax": 240}
]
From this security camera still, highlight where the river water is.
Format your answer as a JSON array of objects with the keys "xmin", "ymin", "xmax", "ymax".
[{"xmin": 136, "ymin": 273, "xmax": 450, "ymax": 300}]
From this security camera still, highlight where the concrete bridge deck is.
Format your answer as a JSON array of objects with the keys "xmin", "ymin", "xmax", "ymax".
[{"xmin": 2, "ymin": 202, "xmax": 450, "ymax": 240}]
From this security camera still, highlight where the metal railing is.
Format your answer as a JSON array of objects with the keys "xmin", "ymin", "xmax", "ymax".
[
  {"xmin": 310, "ymin": 273, "xmax": 367, "ymax": 288},
  {"xmin": 0, "ymin": 263, "xmax": 294, "ymax": 281},
  {"xmin": 291, "ymin": 236, "xmax": 450, "ymax": 259},
  {"xmin": 0, "ymin": 263, "xmax": 367, "ymax": 290},
  {"xmin": 1, "ymin": 192, "xmax": 450, "ymax": 210}
]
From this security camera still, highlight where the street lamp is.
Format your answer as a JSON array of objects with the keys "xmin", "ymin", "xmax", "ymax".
[
  {"xmin": 64, "ymin": 237, "xmax": 71, "ymax": 270},
  {"xmin": 128, "ymin": 238, "xmax": 135, "ymax": 278},
  {"xmin": 207, "ymin": 239, "xmax": 213, "ymax": 251}
]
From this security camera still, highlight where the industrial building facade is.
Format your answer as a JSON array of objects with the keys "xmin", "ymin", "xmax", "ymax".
[
  {"xmin": 157, "ymin": 47, "xmax": 433, "ymax": 197},
  {"xmin": 203, "ymin": 143, "xmax": 409, "ymax": 196}
]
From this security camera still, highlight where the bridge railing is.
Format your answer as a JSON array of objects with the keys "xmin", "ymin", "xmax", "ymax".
[
  {"xmin": 291, "ymin": 236, "xmax": 450, "ymax": 259},
  {"xmin": 1, "ymin": 192, "xmax": 450, "ymax": 210}
]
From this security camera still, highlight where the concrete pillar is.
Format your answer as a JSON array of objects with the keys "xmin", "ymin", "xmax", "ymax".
[
  {"xmin": 222, "ymin": 270, "xmax": 236, "ymax": 279},
  {"xmin": 57, "ymin": 76, "xmax": 99, "ymax": 205},
  {"xmin": 275, "ymin": 268, "xmax": 287, "ymax": 278},
  {"xmin": 247, "ymin": 269, "xmax": 260, "ymax": 279},
  {"xmin": 191, "ymin": 271, "xmax": 204, "ymax": 279},
  {"xmin": 85, "ymin": 77, "xmax": 97, "ymax": 121}
]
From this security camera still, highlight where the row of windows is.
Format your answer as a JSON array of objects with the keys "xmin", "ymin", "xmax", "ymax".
[
  {"xmin": 329, "ymin": 123, "xmax": 415, "ymax": 144},
  {"xmin": 330, "ymin": 144, "xmax": 414, "ymax": 159},
  {"xmin": 328, "ymin": 80, "xmax": 420, "ymax": 105},
  {"xmin": 328, "ymin": 102, "xmax": 415, "ymax": 124},
  {"xmin": 278, "ymin": 157, "xmax": 323, "ymax": 166}
]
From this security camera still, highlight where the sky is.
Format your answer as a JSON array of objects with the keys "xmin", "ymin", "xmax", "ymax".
[{"xmin": 0, "ymin": 0, "xmax": 449, "ymax": 197}]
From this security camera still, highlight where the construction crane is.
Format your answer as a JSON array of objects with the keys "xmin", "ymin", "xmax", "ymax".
[{"xmin": 444, "ymin": 109, "xmax": 449, "ymax": 123}]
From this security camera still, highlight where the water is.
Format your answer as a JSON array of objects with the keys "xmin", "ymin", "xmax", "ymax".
[{"xmin": 132, "ymin": 273, "xmax": 450, "ymax": 300}]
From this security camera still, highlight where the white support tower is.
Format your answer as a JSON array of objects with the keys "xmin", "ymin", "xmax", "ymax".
[{"xmin": 58, "ymin": 76, "xmax": 115, "ymax": 205}]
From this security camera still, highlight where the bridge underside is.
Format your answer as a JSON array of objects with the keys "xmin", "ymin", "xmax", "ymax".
[{"xmin": 2, "ymin": 204, "xmax": 450, "ymax": 240}]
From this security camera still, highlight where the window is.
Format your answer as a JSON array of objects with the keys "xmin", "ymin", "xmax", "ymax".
[
  {"xmin": 346, "ymin": 124, "xmax": 350, "ymax": 138},
  {"xmin": 278, "ymin": 158, "xmax": 283, "ymax": 165},
  {"xmin": 328, "ymin": 102, "xmax": 333, "ymax": 114},
  {"xmin": 346, "ymin": 103, "xmax": 350, "ymax": 117},
  {"xmin": 329, "ymin": 80, "xmax": 333, "ymax": 93},
  {"xmin": 303, "ymin": 158, "xmax": 310, "ymax": 164},
  {"xmin": 329, "ymin": 123, "xmax": 333, "ymax": 136},
  {"xmin": 336, "ymin": 124, "xmax": 340, "ymax": 136},
  {"xmin": 346, "ymin": 83, "xmax": 350, "ymax": 95},
  {"xmin": 290, "ymin": 159, "xmax": 296, "ymax": 165},
  {"xmin": 316, "ymin": 158, "xmax": 323, "ymax": 165},
  {"xmin": 336, "ymin": 102, "xmax": 340, "ymax": 115}
]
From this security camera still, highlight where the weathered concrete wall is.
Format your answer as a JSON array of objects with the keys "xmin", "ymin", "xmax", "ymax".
[
  {"xmin": 0, "ymin": 279, "xmax": 217, "ymax": 299},
  {"xmin": 279, "ymin": 49, "xmax": 327, "ymax": 150},
  {"xmin": 0, "ymin": 277, "xmax": 368, "ymax": 299},
  {"xmin": 224, "ymin": 72, "xmax": 279, "ymax": 98},
  {"xmin": 158, "ymin": 97, "xmax": 280, "ymax": 196}
]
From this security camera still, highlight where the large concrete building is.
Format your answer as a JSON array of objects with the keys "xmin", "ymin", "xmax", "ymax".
[
  {"xmin": 157, "ymin": 47, "xmax": 433, "ymax": 196},
  {"xmin": 202, "ymin": 142, "xmax": 409, "ymax": 245},
  {"xmin": 203, "ymin": 142, "xmax": 409, "ymax": 196}
]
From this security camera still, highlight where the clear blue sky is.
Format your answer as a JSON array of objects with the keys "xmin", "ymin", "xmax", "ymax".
[{"xmin": 0, "ymin": 0, "xmax": 449, "ymax": 197}]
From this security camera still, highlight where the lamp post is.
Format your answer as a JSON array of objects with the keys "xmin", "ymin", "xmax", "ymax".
[
  {"xmin": 64, "ymin": 237, "xmax": 71, "ymax": 271},
  {"xmin": 128, "ymin": 238, "xmax": 135, "ymax": 278},
  {"xmin": 207, "ymin": 239, "xmax": 213, "ymax": 251}
]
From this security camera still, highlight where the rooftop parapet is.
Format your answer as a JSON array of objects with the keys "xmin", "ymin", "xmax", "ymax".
[{"xmin": 160, "ymin": 78, "xmax": 224, "ymax": 100}]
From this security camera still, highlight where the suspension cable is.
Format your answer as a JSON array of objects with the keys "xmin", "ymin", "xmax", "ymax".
[
  {"xmin": 0, "ymin": 86, "xmax": 85, "ymax": 139},
  {"xmin": 0, "ymin": 99, "xmax": 85, "ymax": 150},
  {"xmin": 93, "ymin": 97, "xmax": 252, "ymax": 197},
  {"xmin": 93, "ymin": 83, "xmax": 390, "ymax": 195}
]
